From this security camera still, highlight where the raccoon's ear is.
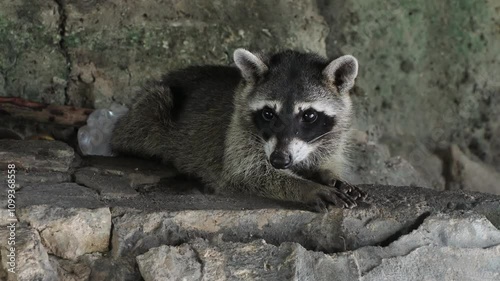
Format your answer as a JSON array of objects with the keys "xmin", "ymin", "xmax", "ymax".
[
  {"xmin": 233, "ymin": 48, "xmax": 268, "ymax": 82},
  {"xmin": 323, "ymin": 55, "xmax": 358, "ymax": 93}
]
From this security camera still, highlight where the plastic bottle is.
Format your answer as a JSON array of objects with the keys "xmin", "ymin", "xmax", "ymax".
[{"xmin": 77, "ymin": 103, "xmax": 128, "ymax": 156}]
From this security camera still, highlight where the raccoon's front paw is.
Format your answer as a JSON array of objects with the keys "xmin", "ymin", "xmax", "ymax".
[
  {"xmin": 306, "ymin": 187, "xmax": 358, "ymax": 212},
  {"xmin": 329, "ymin": 180, "xmax": 367, "ymax": 202}
]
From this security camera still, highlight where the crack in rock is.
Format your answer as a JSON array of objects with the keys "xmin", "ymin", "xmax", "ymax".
[
  {"xmin": 55, "ymin": 0, "xmax": 71, "ymax": 105},
  {"xmin": 378, "ymin": 211, "xmax": 431, "ymax": 247}
]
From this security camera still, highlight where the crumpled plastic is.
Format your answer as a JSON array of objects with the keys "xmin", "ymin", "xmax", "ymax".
[{"xmin": 77, "ymin": 103, "xmax": 128, "ymax": 156}]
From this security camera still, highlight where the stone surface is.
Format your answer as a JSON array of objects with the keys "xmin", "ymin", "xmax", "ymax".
[
  {"xmin": 49, "ymin": 254, "xmax": 140, "ymax": 281},
  {"xmin": 136, "ymin": 213, "xmax": 500, "ymax": 280},
  {"xmin": 0, "ymin": 209, "xmax": 16, "ymax": 227},
  {"xmin": 74, "ymin": 167, "xmax": 139, "ymax": 200},
  {"xmin": 0, "ymin": 140, "xmax": 75, "ymax": 172},
  {"xmin": 17, "ymin": 205, "xmax": 111, "ymax": 260},
  {"xmin": 0, "ymin": 171, "xmax": 71, "ymax": 191},
  {"xmin": 1, "ymin": 1, "xmax": 499, "ymax": 275},
  {"xmin": 136, "ymin": 244, "xmax": 202, "ymax": 281},
  {"xmin": 49, "ymin": 256, "xmax": 91, "ymax": 281},
  {"xmin": 76, "ymin": 156, "xmax": 177, "ymax": 189},
  {"xmin": 447, "ymin": 144, "xmax": 500, "ymax": 195},
  {"xmin": 349, "ymin": 138, "xmax": 432, "ymax": 188},
  {"xmin": 406, "ymin": 146, "xmax": 447, "ymax": 190},
  {"xmin": 0, "ymin": 225, "xmax": 58, "ymax": 281},
  {"xmin": 110, "ymin": 184, "xmax": 500, "ymax": 258},
  {"xmin": 17, "ymin": 183, "xmax": 104, "ymax": 209},
  {"xmin": 1, "ymin": 0, "xmax": 499, "ymax": 197},
  {"xmin": 333, "ymin": 213, "xmax": 500, "ymax": 280},
  {"xmin": 3, "ymin": 141, "xmax": 500, "ymax": 280},
  {"xmin": 111, "ymin": 208, "xmax": 339, "ymax": 258},
  {"xmin": 319, "ymin": 0, "xmax": 500, "ymax": 191},
  {"xmin": 360, "ymin": 245, "xmax": 500, "ymax": 281},
  {"xmin": 137, "ymin": 239, "xmax": 340, "ymax": 281},
  {"xmin": 0, "ymin": 0, "xmax": 67, "ymax": 104},
  {"xmin": 82, "ymin": 255, "xmax": 140, "ymax": 281},
  {"xmin": 61, "ymin": 0, "xmax": 327, "ymax": 107}
]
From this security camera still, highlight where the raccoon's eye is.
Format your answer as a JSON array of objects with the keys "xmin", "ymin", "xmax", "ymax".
[
  {"xmin": 302, "ymin": 109, "xmax": 318, "ymax": 123},
  {"xmin": 261, "ymin": 108, "xmax": 274, "ymax": 121}
]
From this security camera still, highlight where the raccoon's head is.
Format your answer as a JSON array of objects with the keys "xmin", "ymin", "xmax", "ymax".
[{"xmin": 234, "ymin": 49, "xmax": 358, "ymax": 170}]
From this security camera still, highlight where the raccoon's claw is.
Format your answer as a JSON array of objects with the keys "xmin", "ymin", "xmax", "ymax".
[
  {"xmin": 331, "ymin": 180, "xmax": 367, "ymax": 201},
  {"xmin": 309, "ymin": 187, "xmax": 358, "ymax": 212}
]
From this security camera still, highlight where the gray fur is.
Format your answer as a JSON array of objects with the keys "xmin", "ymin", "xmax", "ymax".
[{"xmin": 111, "ymin": 49, "xmax": 365, "ymax": 211}]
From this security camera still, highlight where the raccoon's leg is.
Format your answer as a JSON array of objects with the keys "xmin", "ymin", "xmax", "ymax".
[
  {"xmin": 111, "ymin": 82, "xmax": 174, "ymax": 158},
  {"xmin": 281, "ymin": 174, "xmax": 359, "ymax": 211},
  {"xmin": 226, "ymin": 171, "xmax": 359, "ymax": 212},
  {"xmin": 295, "ymin": 169, "xmax": 367, "ymax": 201}
]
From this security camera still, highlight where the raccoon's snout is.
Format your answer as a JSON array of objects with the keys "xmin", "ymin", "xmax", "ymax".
[{"xmin": 270, "ymin": 151, "xmax": 292, "ymax": 169}]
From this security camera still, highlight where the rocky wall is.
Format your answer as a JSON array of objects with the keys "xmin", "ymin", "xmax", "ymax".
[
  {"xmin": 1, "ymin": 0, "xmax": 499, "ymax": 193},
  {"xmin": 0, "ymin": 0, "xmax": 327, "ymax": 108},
  {"xmin": 318, "ymin": 0, "xmax": 500, "ymax": 189}
]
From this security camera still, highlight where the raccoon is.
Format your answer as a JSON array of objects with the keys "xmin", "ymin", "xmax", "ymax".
[{"xmin": 111, "ymin": 49, "xmax": 366, "ymax": 211}]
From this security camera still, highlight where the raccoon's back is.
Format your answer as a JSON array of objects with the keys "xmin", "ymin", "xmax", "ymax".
[
  {"xmin": 159, "ymin": 65, "xmax": 242, "ymax": 176},
  {"xmin": 112, "ymin": 65, "xmax": 242, "ymax": 173}
]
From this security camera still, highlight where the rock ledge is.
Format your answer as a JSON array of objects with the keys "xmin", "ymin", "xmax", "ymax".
[{"xmin": 1, "ymin": 141, "xmax": 499, "ymax": 280}]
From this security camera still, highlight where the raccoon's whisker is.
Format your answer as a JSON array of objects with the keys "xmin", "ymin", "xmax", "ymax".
[{"xmin": 308, "ymin": 131, "xmax": 336, "ymax": 143}]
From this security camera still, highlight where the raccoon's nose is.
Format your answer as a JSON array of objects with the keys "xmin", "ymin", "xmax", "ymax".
[{"xmin": 270, "ymin": 151, "xmax": 292, "ymax": 169}]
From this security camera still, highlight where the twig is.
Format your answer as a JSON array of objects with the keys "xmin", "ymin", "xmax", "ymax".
[{"xmin": 0, "ymin": 97, "xmax": 93, "ymax": 127}]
